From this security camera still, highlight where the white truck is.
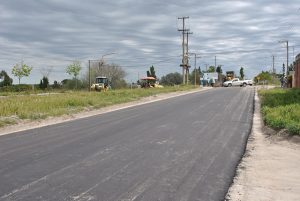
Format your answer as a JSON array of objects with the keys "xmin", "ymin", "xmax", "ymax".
[{"xmin": 223, "ymin": 78, "xmax": 253, "ymax": 87}]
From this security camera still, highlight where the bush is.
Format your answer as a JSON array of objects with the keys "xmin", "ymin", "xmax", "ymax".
[
  {"xmin": 0, "ymin": 84, "xmax": 33, "ymax": 92},
  {"xmin": 62, "ymin": 79, "xmax": 86, "ymax": 90},
  {"xmin": 52, "ymin": 80, "xmax": 61, "ymax": 89},
  {"xmin": 160, "ymin": 72, "xmax": 182, "ymax": 86},
  {"xmin": 259, "ymin": 88, "xmax": 300, "ymax": 135},
  {"xmin": 39, "ymin": 76, "xmax": 49, "ymax": 90}
]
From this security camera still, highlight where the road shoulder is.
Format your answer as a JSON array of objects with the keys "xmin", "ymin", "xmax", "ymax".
[{"xmin": 226, "ymin": 88, "xmax": 300, "ymax": 201}]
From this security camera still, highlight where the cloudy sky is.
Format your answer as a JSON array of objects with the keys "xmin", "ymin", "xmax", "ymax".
[{"xmin": 0, "ymin": 0, "xmax": 299, "ymax": 84}]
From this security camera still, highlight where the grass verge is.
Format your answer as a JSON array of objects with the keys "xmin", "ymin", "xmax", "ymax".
[
  {"xmin": 0, "ymin": 85, "xmax": 196, "ymax": 127},
  {"xmin": 259, "ymin": 88, "xmax": 300, "ymax": 135}
]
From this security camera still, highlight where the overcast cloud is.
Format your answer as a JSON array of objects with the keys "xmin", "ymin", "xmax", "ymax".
[{"xmin": 0, "ymin": 0, "xmax": 299, "ymax": 84}]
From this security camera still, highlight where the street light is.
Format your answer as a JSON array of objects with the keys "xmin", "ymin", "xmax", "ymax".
[
  {"xmin": 99, "ymin": 52, "xmax": 116, "ymax": 67},
  {"xmin": 100, "ymin": 52, "xmax": 116, "ymax": 62},
  {"xmin": 278, "ymin": 40, "xmax": 288, "ymax": 76}
]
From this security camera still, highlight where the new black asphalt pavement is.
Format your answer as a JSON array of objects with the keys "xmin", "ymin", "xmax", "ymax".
[{"xmin": 0, "ymin": 87, "xmax": 254, "ymax": 201}]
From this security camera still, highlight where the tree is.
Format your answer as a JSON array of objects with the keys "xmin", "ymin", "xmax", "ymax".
[
  {"xmin": 240, "ymin": 67, "xmax": 245, "ymax": 80},
  {"xmin": 147, "ymin": 65, "xmax": 156, "ymax": 78},
  {"xmin": 66, "ymin": 61, "xmax": 81, "ymax": 89},
  {"xmin": 216, "ymin": 65, "xmax": 222, "ymax": 74},
  {"xmin": 254, "ymin": 71, "xmax": 272, "ymax": 83},
  {"xmin": 86, "ymin": 61, "xmax": 127, "ymax": 89},
  {"xmin": 11, "ymin": 63, "xmax": 32, "ymax": 84},
  {"xmin": 39, "ymin": 76, "xmax": 49, "ymax": 90},
  {"xmin": 216, "ymin": 65, "xmax": 223, "ymax": 83},
  {"xmin": 0, "ymin": 70, "xmax": 13, "ymax": 87},
  {"xmin": 160, "ymin": 72, "xmax": 182, "ymax": 86},
  {"xmin": 288, "ymin": 63, "xmax": 294, "ymax": 72},
  {"xmin": 207, "ymin": 66, "xmax": 215, "ymax": 73},
  {"xmin": 189, "ymin": 68, "xmax": 201, "ymax": 85}
]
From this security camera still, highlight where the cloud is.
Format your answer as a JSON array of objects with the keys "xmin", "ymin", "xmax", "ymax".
[{"xmin": 0, "ymin": 0, "xmax": 299, "ymax": 84}]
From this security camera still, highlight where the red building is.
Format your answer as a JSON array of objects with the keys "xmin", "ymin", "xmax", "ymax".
[{"xmin": 295, "ymin": 53, "xmax": 300, "ymax": 88}]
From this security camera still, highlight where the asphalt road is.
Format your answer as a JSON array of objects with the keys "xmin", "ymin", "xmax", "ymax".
[{"xmin": 0, "ymin": 87, "xmax": 254, "ymax": 201}]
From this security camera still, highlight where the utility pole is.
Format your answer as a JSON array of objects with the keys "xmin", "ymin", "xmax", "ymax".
[
  {"xmin": 287, "ymin": 40, "xmax": 289, "ymax": 75},
  {"xmin": 194, "ymin": 54, "xmax": 197, "ymax": 87},
  {"xmin": 272, "ymin": 55, "xmax": 275, "ymax": 84},
  {"xmin": 292, "ymin": 46, "xmax": 295, "ymax": 62},
  {"xmin": 279, "ymin": 40, "xmax": 289, "ymax": 76},
  {"xmin": 189, "ymin": 53, "xmax": 200, "ymax": 87},
  {"xmin": 88, "ymin": 60, "xmax": 91, "ymax": 91},
  {"xmin": 178, "ymin": 16, "xmax": 190, "ymax": 84},
  {"xmin": 215, "ymin": 56, "xmax": 217, "ymax": 69},
  {"xmin": 186, "ymin": 31, "xmax": 193, "ymax": 84}
]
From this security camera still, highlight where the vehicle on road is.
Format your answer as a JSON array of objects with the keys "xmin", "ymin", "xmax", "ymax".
[{"xmin": 223, "ymin": 78, "xmax": 253, "ymax": 87}]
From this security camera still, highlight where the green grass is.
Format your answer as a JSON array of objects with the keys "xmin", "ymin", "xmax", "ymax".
[
  {"xmin": 0, "ymin": 85, "xmax": 195, "ymax": 127},
  {"xmin": 259, "ymin": 88, "xmax": 300, "ymax": 135}
]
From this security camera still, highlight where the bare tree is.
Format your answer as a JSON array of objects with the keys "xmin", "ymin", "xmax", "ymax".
[
  {"xmin": 86, "ymin": 61, "xmax": 127, "ymax": 89},
  {"xmin": 39, "ymin": 65, "xmax": 53, "ymax": 78}
]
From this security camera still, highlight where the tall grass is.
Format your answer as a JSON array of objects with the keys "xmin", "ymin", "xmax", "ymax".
[
  {"xmin": 259, "ymin": 88, "xmax": 300, "ymax": 135},
  {"xmin": 0, "ymin": 86, "xmax": 195, "ymax": 127}
]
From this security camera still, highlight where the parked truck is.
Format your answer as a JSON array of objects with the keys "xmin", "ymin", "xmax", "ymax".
[{"xmin": 223, "ymin": 78, "xmax": 253, "ymax": 87}]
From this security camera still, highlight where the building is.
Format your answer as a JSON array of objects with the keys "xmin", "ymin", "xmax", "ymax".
[{"xmin": 295, "ymin": 53, "xmax": 300, "ymax": 88}]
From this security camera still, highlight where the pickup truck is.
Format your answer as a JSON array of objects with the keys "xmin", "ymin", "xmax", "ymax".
[{"xmin": 223, "ymin": 78, "xmax": 253, "ymax": 87}]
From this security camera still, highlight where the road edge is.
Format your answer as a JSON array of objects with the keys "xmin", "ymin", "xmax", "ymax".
[{"xmin": 224, "ymin": 86, "xmax": 256, "ymax": 200}]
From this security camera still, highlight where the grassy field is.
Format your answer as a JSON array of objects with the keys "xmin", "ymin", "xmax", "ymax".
[
  {"xmin": 0, "ymin": 85, "xmax": 196, "ymax": 127},
  {"xmin": 259, "ymin": 88, "xmax": 300, "ymax": 135}
]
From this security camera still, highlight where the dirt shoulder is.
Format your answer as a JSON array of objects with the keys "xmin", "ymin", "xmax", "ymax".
[
  {"xmin": 226, "ymin": 89, "xmax": 300, "ymax": 201},
  {"xmin": 0, "ymin": 87, "xmax": 209, "ymax": 136}
]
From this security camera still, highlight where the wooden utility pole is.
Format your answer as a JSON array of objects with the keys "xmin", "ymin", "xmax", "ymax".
[
  {"xmin": 186, "ymin": 31, "xmax": 193, "ymax": 84},
  {"xmin": 189, "ymin": 53, "xmax": 200, "ymax": 87},
  {"xmin": 88, "ymin": 60, "xmax": 91, "ymax": 91},
  {"xmin": 215, "ymin": 56, "xmax": 217, "ymax": 69},
  {"xmin": 272, "ymin": 55, "xmax": 275, "ymax": 84},
  {"xmin": 287, "ymin": 40, "xmax": 289, "ymax": 75},
  {"xmin": 279, "ymin": 40, "xmax": 289, "ymax": 76},
  {"xmin": 178, "ymin": 16, "xmax": 190, "ymax": 84}
]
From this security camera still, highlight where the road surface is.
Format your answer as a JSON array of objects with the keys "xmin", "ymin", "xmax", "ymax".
[{"xmin": 0, "ymin": 87, "xmax": 254, "ymax": 201}]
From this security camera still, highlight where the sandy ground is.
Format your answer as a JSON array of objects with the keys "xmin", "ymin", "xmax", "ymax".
[
  {"xmin": 226, "ymin": 89, "xmax": 300, "ymax": 201},
  {"xmin": 0, "ymin": 87, "xmax": 209, "ymax": 136}
]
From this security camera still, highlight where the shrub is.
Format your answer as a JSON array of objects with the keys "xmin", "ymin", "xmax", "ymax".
[
  {"xmin": 0, "ymin": 84, "xmax": 33, "ymax": 92},
  {"xmin": 260, "ymin": 88, "xmax": 300, "ymax": 135}
]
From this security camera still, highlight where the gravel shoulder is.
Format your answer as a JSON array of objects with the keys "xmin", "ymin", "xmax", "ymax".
[
  {"xmin": 226, "ymin": 88, "xmax": 300, "ymax": 201},
  {"xmin": 0, "ymin": 87, "xmax": 209, "ymax": 136}
]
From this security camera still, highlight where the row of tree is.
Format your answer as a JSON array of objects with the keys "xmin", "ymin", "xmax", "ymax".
[
  {"xmin": 0, "ymin": 60, "xmax": 128, "ymax": 90},
  {"xmin": 1, "ymin": 60, "xmax": 259, "ymax": 90}
]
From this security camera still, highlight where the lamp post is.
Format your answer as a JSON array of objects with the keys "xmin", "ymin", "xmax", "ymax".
[
  {"xmin": 99, "ymin": 52, "xmax": 116, "ymax": 70},
  {"xmin": 100, "ymin": 52, "xmax": 116, "ymax": 63}
]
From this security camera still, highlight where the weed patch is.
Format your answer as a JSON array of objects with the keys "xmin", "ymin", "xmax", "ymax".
[{"xmin": 259, "ymin": 88, "xmax": 300, "ymax": 135}]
